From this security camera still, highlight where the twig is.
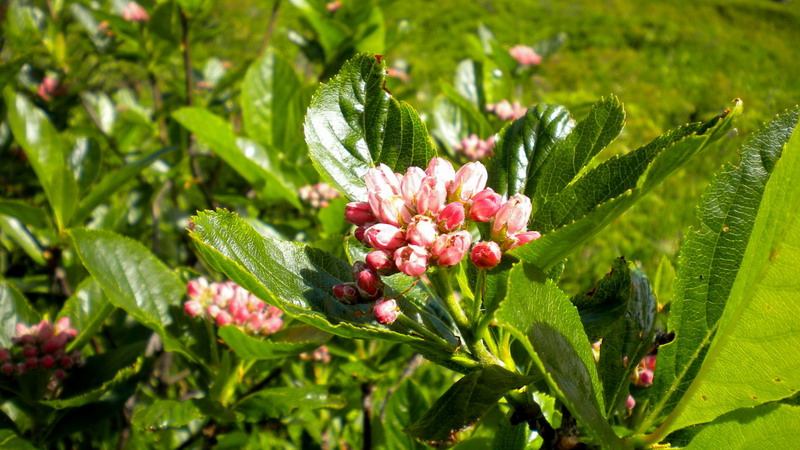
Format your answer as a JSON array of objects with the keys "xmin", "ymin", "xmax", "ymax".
[
  {"xmin": 258, "ymin": 0, "xmax": 282, "ymax": 56},
  {"xmin": 151, "ymin": 179, "xmax": 173, "ymax": 254},
  {"xmin": 361, "ymin": 381, "xmax": 374, "ymax": 450}
]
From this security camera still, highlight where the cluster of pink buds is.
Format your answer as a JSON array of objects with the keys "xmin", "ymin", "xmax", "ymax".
[
  {"xmin": 300, "ymin": 345, "xmax": 331, "ymax": 364},
  {"xmin": 386, "ymin": 67, "xmax": 410, "ymax": 83},
  {"xmin": 299, "ymin": 182, "xmax": 341, "ymax": 209},
  {"xmin": 1, "ymin": 318, "xmax": 83, "ymax": 379},
  {"xmin": 631, "ymin": 354, "xmax": 656, "ymax": 387},
  {"xmin": 184, "ymin": 277, "xmax": 283, "ymax": 336},
  {"xmin": 509, "ymin": 45, "xmax": 543, "ymax": 66},
  {"xmin": 326, "ymin": 1, "xmax": 342, "ymax": 13},
  {"xmin": 486, "ymin": 100, "xmax": 527, "ymax": 121},
  {"xmin": 121, "ymin": 1, "xmax": 150, "ymax": 22},
  {"xmin": 37, "ymin": 76, "xmax": 67, "ymax": 101},
  {"xmin": 455, "ymin": 134, "xmax": 496, "ymax": 160}
]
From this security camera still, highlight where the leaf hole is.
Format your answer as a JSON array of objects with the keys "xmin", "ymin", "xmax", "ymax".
[
  {"xmin": 774, "ymin": 378, "xmax": 782, "ymax": 382},
  {"xmin": 699, "ymin": 275, "xmax": 704, "ymax": 280}
]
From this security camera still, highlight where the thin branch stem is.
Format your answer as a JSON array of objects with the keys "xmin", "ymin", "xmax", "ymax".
[{"xmin": 258, "ymin": 0, "xmax": 281, "ymax": 56}]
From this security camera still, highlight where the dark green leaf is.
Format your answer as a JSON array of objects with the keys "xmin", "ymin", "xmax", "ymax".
[
  {"xmin": 305, "ymin": 53, "xmax": 435, "ymax": 202},
  {"xmin": 375, "ymin": 378, "xmax": 429, "ymax": 450},
  {"xmin": 218, "ymin": 324, "xmax": 331, "ymax": 360},
  {"xmin": 238, "ymin": 386, "xmax": 346, "ymax": 420},
  {"xmin": 404, "ymin": 366, "xmax": 533, "ymax": 445},
  {"xmin": 496, "ymin": 264, "xmax": 624, "ymax": 448},
  {"xmin": 0, "ymin": 430, "xmax": 37, "ymax": 450},
  {"xmin": 512, "ymin": 101, "xmax": 742, "ymax": 270},
  {"xmin": 58, "ymin": 277, "xmax": 115, "ymax": 352},
  {"xmin": 132, "ymin": 399, "xmax": 203, "ymax": 431},
  {"xmin": 486, "ymin": 104, "xmax": 575, "ymax": 198},
  {"xmin": 0, "ymin": 199, "xmax": 50, "ymax": 230},
  {"xmin": 69, "ymin": 229, "xmax": 186, "ymax": 354},
  {"xmin": 646, "ymin": 108, "xmax": 799, "ymax": 428},
  {"xmin": 41, "ymin": 360, "xmax": 141, "ymax": 409},
  {"xmin": 172, "ymin": 107, "xmax": 300, "ymax": 208},
  {"xmin": 0, "ymin": 280, "xmax": 40, "ymax": 347},
  {"xmin": 572, "ymin": 258, "xmax": 657, "ymax": 415},
  {"xmin": 4, "ymin": 88, "xmax": 78, "ymax": 230},
  {"xmin": 0, "ymin": 215, "xmax": 47, "ymax": 265}
]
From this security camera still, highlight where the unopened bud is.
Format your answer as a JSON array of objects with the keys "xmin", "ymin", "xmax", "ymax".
[
  {"xmin": 365, "ymin": 250, "xmax": 397, "ymax": 275},
  {"xmin": 471, "ymin": 241, "xmax": 502, "ymax": 269},
  {"xmin": 364, "ymin": 224, "xmax": 406, "ymax": 251},
  {"xmin": 40, "ymin": 355, "xmax": 56, "ymax": 369},
  {"xmin": 437, "ymin": 202, "xmax": 466, "ymax": 232},
  {"xmin": 469, "ymin": 188, "xmax": 502, "ymax": 222},
  {"xmin": 332, "ymin": 283, "xmax": 361, "ymax": 304},
  {"xmin": 184, "ymin": 300, "xmax": 204, "ymax": 318},
  {"xmin": 431, "ymin": 231, "xmax": 472, "ymax": 267},
  {"xmin": 345, "ymin": 202, "xmax": 377, "ymax": 226},
  {"xmin": 353, "ymin": 262, "xmax": 383, "ymax": 299},
  {"xmin": 407, "ymin": 216, "xmax": 439, "ymax": 248},
  {"xmin": 372, "ymin": 298, "xmax": 399, "ymax": 325},
  {"xmin": 394, "ymin": 245, "xmax": 429, "ymax": 277},
  {"xmin": 450, "ymin": 162, "xmax": 488, "ymax": 202},
  {"xmin": 492, "ymin": 194, "xmax": 532, "ymax": 237},
  {"xmin": 506, "ymin": 230, "xmax": 541, "ymax": 250}
]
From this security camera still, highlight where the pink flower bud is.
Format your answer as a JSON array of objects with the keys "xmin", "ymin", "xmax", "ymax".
[
  {"xmin": 505, "ymin": 230, "xmax": 542, "ymax": 250},
  {"xmin": 184, "ymin": 300, "xmax": 204, "ymax": 318},
  {"xmin": 437, "ymin": 202, "xmax": 466, "ymax": 233},
  {"xmin": 450, "ymin": 162, "xmax": 488, "ymax": 202},
  {"xmin": 247, "ymin": 295, "xmax": 266, "ymax": 311},
  {"xmin": 60, "ymin": 357, "xmax": 73, "ymax": 369},
  {"xmin": 372, "ymin": 298, "xmax": 399, "ymax": 325},
  {"xmin": 354, "ymin": 225, "xmax": 371, "ymax": 245},
  {"xmin": 206, "ymin": 304, "xmax": 221, "ymax": 318},
  {"xmin": 261, "ymin": 316, "xmax": 283, "ymax": 334},
  {"xmin": 216, "ymin": 311, "xmax": 233, "ymax": 327},
  {"xmin": 37, "ymin": 320, "xmax": 54, "ymax": 342},
  {"xmin": 121, "ymin": 1, "xmax": 150, "ymax": 22},
  {"xmin": 345, "ymin": 202, "xmax": 377, "ymax": 226},
  {"xmin": 43, "ymin": 334, "xmax": 68, "ymax": 354},
  {"xmin": 425, "ymin": 157, "xmax": 455, "ymax": 187},
  {"xmin": 40, "ymin": 355, "xmax": 56, "ymax": 369},
  {"xmin": 407, "ymin": 216, "xmax": 439, "ymax": 248},
  {"xmin": 416, "ymin": 177, "xmax": 447, "ymax": 216},
  {"xmin": 26, "ymin": 357, "xmax": 38, "ymax": 370},
  {"xmin": 353, "ymin": 262, "xmax": 383, "ymax": 299},
  {"xmin": 638, "ymin": 369, "xmax": 654, "ymax": 387},
  {"xmin": 431, "ymin": 231, "xmax": 472, "ymax": 267},
  {"xmin": 54, "ymin": 369, "xmax": 66, "ymax": 380},
  {"xmin": 333, "ymin": 283, "xmax": 361, "ymax": 303},
  {"xmin": 626, "ymin": 395, "xmax": 636, "ymax": 410},
  {"xmin": 55, "ymin": 317, "xmax": 71, "ymax": 333},
  {"xmin": 366, "ymin": 250, "xmax": 397, "ymax": 275},
  {"xmin": 37, "ymin": 76, "xmax": 67, "ymax": 101},
  {"xmin": 365, "ymin": 164, "xmax": 401, "ymax": 195},
  {"xmin": 509, "ymin": 45, "xmax": 542, "ymax": 66},
  {"xmin": 471, "ymin": 241, "xmax": 502, "ymax": 269},
  {"xmin": 1, "ymin": 363, "xmax": 14, "ymax": 375},
  {"xmin": 368, "ymin": 192, "xmax": 410, "ymax": 227},
  {"xmin": 326, "ymin": 1, "xmax": 341, "ymax": 13},
  {"xmin": 644, "ymin": 354, "xmax": 657, "ymax": 371},
  {"xmin": 364, "ymin": 224, "xmax": 406, "ymax": 251},
  {"xmin": 394, "ymin": 245, "xmax": 429, "ymax": 277},
  {"xmin": 187, "ymin": 277, "xmax": 209, "ymax": 300},
  {"xmin": 15, "ymin": 323, "xmax": 30, "ymax": 338},
  {"xmin": 0, "ymin": 349, "xmax": 8, "ymax": 363},
  {"xmin": 492, "ymin": 194, "xmax": 532, "ymax": 237},
  {"xmin": 469, "ymin": 188, "xmax": 502, "ymax": 222},
  {"xmin": 400, "ymin": 167, "xmax": 426, "ymax": 204},
  {"xmin": 23, "ymin": 345, "xmax": 38, "ymax": 358}
]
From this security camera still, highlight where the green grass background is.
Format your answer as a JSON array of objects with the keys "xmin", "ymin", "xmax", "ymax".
[{"xmin": 213, "ymin": 0, "xmax": 800, "ymax": 291}]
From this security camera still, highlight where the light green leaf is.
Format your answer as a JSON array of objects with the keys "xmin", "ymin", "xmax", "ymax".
[
  {"xmin": 496, "ymin": 264, "xmax": 624, "ymax": 448},
  {"xmin": 453, "ymin": 59, "xmax": 484, "ymax": 108},
  {"xmin": 512, "ymin": 101, "xmax": 742, "ymax": 269},
  {"xmin": 218, "ymin": 324, "xmax": 331, "ymax": 360},
  {"xmin": 657, "ymin": 112, "xmax": 800, "ymax": 433},
  {"xmin": 58, "ymin": 277, "xmax": 115, "ymax": 352},
  {"xmin": 0, "ymin": 215, "xmax": 47, "ymax": 265},
  {"xmin": 305, "ymin": 53, "xmax": 436, "ymax": 202},
  {"xmin": 432, "ymin": 84, "xmax": 492, "ymax": 152},
  {"xmin": 645, "ymin": 108, "xmax": 799, "ymax": 430},
  {"xmin": 404, "ymin": 366, "xmax": 533, "ymax": 445},
  {"xmin": 172, "ymin": 107, "xmax": 300, "ymax": 208},
  {"xmin": 486, "ymin": 104, "xmax": 575, "ymax": 198},
  {"xmin": 238, "ymin": 386, "xmax": 347, "ymax": 420},
  {"xmin": 4, "ymin": 88, "xmax": 78, "ymax": 230},
  {"xmin": 131, "ymin": 399, "xmax": 203, "ymax": 431},
  {"xmin": 0, "ymin": 280, "xmax": 40, "ymax": 347},
  {"xmin": 685, "ymin": 404, "xmax": 800, "ymax": 449},
  {"xmin": 69, "ymin": 229, "xmax": 186, "ymax": 354}
]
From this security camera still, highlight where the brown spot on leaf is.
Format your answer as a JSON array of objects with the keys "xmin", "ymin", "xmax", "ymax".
[
  {"xmin": 722, "ymin": 225, "xmax": 730, "ymax": 232},
  {"xmin": 701, "ymin": 395, "xmax": 708, "ymax": 401},
  {"xmin": 752, "ymin": 396, "xmax": 759, "ymax": 400},
  {"xmin": 774, "ymin": 378, "xmax": 782, "ymax": 382}
]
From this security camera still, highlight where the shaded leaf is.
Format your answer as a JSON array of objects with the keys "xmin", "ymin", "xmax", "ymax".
[
  {"xmin": 685, "ymin": 404, "xmax": 800, "ymax": 449},
  {"xmin": 218, "ymin": 324, "xmax": 331, "ymax": 360},
  {"xmin": 132, "ymin": 399, "xmax": 203, "ymax": 431},
  {"xmin": 0, "ymin": 199, "xmax": 50, "ymax": 230},
  {"xmin": 238, "ymin": 386, "xmax": 346, "ymax": 420},
  {"xmin": 41, "ymin": 360, "xmax": 140, "ymax": 409},
  {"xmin": 57, "ymin": 277, "xmax": 115, "ymax": 352},
  {"xmin": 0, "ymin": 280, "xmax": 40, "ymax": 347},
  {"xmin": 432, "ymin": 84, "xmax": 492, "ymax": 152}
]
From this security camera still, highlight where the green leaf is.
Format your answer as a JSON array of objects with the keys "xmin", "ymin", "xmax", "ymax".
[
  {"xmin": 404, "ymin": 366, "xmax": 533, "ymax": 445},
  {"xmin": 72, "ymin": 147, "xmax": 177, "ymax": 224},
  {"xmin": 533, "ymin": 96, "xmax": 625, "ymax": 203},
  {"xmin": 0, "ymin": 280, "xmax": 40, "ymax": 347},
  {"xmin": 512, "ymin": 101, "xmax": 742, "ymax": 270},
  {"xmin": 69, "ymin": 229, "xmax": 186, "ymax": 354},
  {"xmin": 496, "ymin": 264, "xmax": 624, "ymax": 448},
  {"xmin": 375, "ymin": 378, "xmax": 429, "ymax": 450},
  {"xmin": 486, "ymin": 104, "xmax": 575, "ymax": 198},
  {"xmin": 132, "ymin": 400, "xmax": 203, "ymax": 431},
  {"xmin": 218, "ymin": 324, "xmax": 331, "ymax": 360},
  {"xmin": 645, "ymin": 108, "xmax": 800, "ymax": 430},
  {"xmin": 57, "ymin": 277, "xmax": 115, "ymax": 352},
  {"xmin": 238, "ymin": 386, "xmax": 347, "ymax": 420},
  {"xmin": 0, "ymin": 430, "xmax": 37, "ymax": 450},
  {"xmin": 0, "ymin": 199, "xmax": 50, "ymax": 230},
  {"xmin": 0, "ymin": 215, "xmax": 47, "ymax": 265},
  {"xmin": 41, "ymin": 359, "xmax": 141, "ymax": 409},
  {"xmin": 654, "ymin": 112, "xmax": 800, "ymax": 433},
  {"xmin": 684, "ymin": 404, "xmax": 800, "ymax": 449},
  {"xmin": 305, "ymin": 53, "xmax": 436, "ymax": 202},
  {"xmin": 453, "ymin": 59, "xmax": 485, "ymax": 108},
  {"xmin": 172, "ymin": 107, "xmax": 300, "ymax": 208},
  {"xmin": 189, "ymin": 210, "xmax": 452, "ymax": 349},
  {"xmin": 4, "ymin": 88, "xmax": 78, "ymax": 230},
  {"xmin": 572, "ymin": 258, "xmax": 657, "ymax": 415},
  {"xmin": 242, "ymin": 48, "xmax": 306, "ymax": 157},
  {"xmin": 432, "ymin": 84, "xmax": 492, "ymax": 152}
]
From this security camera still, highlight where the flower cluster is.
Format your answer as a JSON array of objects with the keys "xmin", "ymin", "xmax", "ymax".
[
  {"xmin": 334, "ymin": 158, "xmax": 541, "ymax": 324},
  {"xmin": 486, "ymin": 100, "xmax": 527, "ymax": 121},
  {"xmin": 184, "ymin": 277, "xmax": 283, "ymax": 335},
  {"xmin": 121, "ymin": 1, "xmax": 150, "ymax": 22},
  {"xmin": 455, "ymin": 134, "xmax": 496, "ymax": 160},
  {"xmin": 1, "ymin": 318, "xmax": 83, "ymax": 379},
  {"xmin": 37, "ymin": 76, "xmax": 67, "ymax": 101},
  {"xmin": 300, "ymin": 345, "xmax": 331, "ymax": 364},
  {"xmin": 509, "ymin": 45, "xmax": 543, "ymax": 66},
  {"xmin": 299, "ymin": 182, "xmax": 341, "ymax": 209}
]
